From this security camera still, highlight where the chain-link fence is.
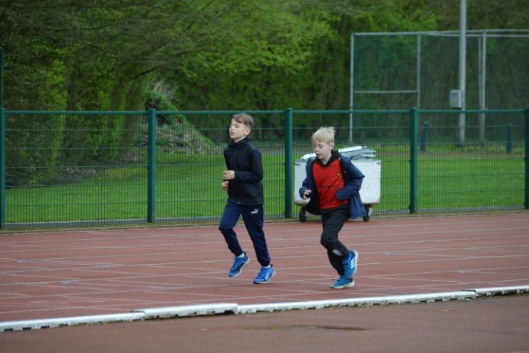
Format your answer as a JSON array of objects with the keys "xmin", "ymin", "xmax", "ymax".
[{"xmin": 351, "ymin": 30, "xmax": 529, "ymax": 111}]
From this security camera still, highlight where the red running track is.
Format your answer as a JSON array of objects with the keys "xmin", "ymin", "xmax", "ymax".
[{"xmin": 1, "ymin": 212, "xmax": 528, "ymax": 322}]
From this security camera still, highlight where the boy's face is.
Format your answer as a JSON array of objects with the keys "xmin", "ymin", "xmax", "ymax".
[
  {"xmin": 229, "ymin": 119, "xmax": 250, "ymax": 143},
  {"xmin": 312, "ymin": 139, "xmax": 334, "ymax": 161}
]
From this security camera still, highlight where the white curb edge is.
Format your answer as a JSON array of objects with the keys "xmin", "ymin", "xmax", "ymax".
[{"xmin": 1, "ymin": 286, "xmax": 527, "ymax": 332}]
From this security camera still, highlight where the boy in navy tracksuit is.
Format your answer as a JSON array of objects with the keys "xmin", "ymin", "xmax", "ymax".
[
  {"xmin": 219, "ymin": 113, "xmax": 275, "ymax": 284},
  {"xmin": 299, "ymin": 126, "xmax": 365, "ymax": 289}
]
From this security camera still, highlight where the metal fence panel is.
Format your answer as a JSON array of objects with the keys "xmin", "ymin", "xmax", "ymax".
[{"xmin": 0, "ymin": 109, "xmax": 526, "ymax": 228}]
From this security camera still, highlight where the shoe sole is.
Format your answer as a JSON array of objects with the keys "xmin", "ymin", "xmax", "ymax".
[
  {"xmin": 228, "ymin": 257, "xmax": 250, "ymax": 277},
  {"xmin": 330, "ymin": 280, "xmax": 355, "ymax": 289},
  {"xmin": 253, "ymin": 269, "xmax": 275, "ymax": 284}
]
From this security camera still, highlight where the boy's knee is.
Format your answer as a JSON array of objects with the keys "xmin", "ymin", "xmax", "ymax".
[
  {"xmin": 320, "ymin": 237, "xmax": 332, "ymax": 248},
  {"xmin": 219, "ymin": 225, "xmax": 231, "ymax": 234}
]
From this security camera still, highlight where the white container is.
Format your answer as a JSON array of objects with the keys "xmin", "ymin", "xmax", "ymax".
[{"xmin": 294, "ymin": 158, "xmax": 381, "ymax": 222}]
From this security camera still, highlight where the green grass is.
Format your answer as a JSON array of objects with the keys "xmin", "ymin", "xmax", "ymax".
[{"xmin": 4, "ymin": 146, "xmax": 525, "ymax": 225}]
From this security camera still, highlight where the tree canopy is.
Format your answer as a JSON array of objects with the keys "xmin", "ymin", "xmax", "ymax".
[{"xmin": 2, "ymin": 0, "xmax": 526, "ymax": 111}]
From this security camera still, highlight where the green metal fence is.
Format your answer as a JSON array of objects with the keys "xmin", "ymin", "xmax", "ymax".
[{"xmin": 1, "ymin": 108, "xmax": 527, "ymax": 228}]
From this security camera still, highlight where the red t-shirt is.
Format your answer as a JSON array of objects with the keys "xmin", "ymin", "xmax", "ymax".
[{"xmin": 312, "ymin": 159, "xmax": 348, "ymax": 210}]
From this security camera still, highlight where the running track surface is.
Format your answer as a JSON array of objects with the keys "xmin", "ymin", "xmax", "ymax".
[{"xmin": 1, "ymin": 211, "xmax": 528, "ymax": 352}]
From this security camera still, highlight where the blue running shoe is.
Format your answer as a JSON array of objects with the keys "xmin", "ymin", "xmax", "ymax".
[
  {"xmin": 253, "ymin": 265, "xmax": 275, "ymax": 284},
  {"xmin": 228, "ymin": 253, "xmax": 250, "ymax": 277},
  {"xmin": 342, "ymin": 250, "xmax": 358, "ymax": 280},
  {"xmin": 331, "ymin": 275, "xmax": 355, "ymax": 289}
]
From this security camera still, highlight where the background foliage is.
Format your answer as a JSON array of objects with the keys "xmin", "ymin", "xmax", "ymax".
[
  {"xmin": 2, "ymin": 0, "xmax": 528, "ymax": 111},
  {"xmin": 1, "ymin": 0, "xmax": 528, "ymax": 186}
]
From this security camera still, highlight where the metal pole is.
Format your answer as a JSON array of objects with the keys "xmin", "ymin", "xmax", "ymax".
[
  {"xmin": 525, "ymin": 108, "xmax": 529, "ymax": 209},
  {"xmin": 284, "ymin": 108, "xmax": 293, "ymax": 218},
  {"xmin": 416, "ymin": 34, "xmax": 422, "ymax": 108},
  {"xmin": 349, "ymin": 33, "xmax": 355, "ymax": 144},
  {"xmin": 479, "ymin": 32, "xmax": 487, "ymax": 143},
  {"xmin": 458, "ymin": 0, "xmax": 467, "ymax": 146},
  {"xmin": 147, "ymin": 108, "xmax": 156, "ymax": 223},
  {"xmin": 410, "ymin": 108, "xmax": 418, "ymax": 214},
  {"xmin": 0, "ymin": 108, "xmax": 5, "ymax": 228},
  {"xmin": 0, "ymin": 47, "xmax": 4, "ymax": 108}
]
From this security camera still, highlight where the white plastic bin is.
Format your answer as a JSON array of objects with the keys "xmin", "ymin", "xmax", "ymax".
[{"xmin": 294, "ymin": 146, "xmax": 381, "ymax": 222}]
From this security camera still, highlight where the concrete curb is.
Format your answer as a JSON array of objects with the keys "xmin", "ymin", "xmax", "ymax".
[{"xmin": 1, "ymin": 285, "xmax": 528, "ymax": 332}]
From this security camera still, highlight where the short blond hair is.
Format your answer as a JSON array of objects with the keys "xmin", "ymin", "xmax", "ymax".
[
  {"xmin": 311, "ymin": 126, "xmax": 335, "ymax": 144},
  {"xmin": 232, "ymin": 113, "xmax": 254, "ymax": 128}
]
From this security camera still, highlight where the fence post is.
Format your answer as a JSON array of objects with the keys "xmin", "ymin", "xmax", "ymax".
[
  {"xmin": 284, "ymin": 108, "xmax": 293, "ymax": 218},
  {"xmin": 410, "ymin": 108, "xmax": 418, "ymax": 214},
  {"xmin": 525, "ymin": 109, "xmax": 529, "ymax": 209},
  {"xmin": 0, "ymin": 47, "xmax": 3, "ymax": 108},
  {"xmin": 0, "ymin": 108, "xmax": 5, "ymax": 228},
  {"xmin": 0, "ymin": 50, "xmax": 4, "ymax": 227},
  {"xmin": 147, "ymin": 108, "xmax": 156, "ymax": 222}
]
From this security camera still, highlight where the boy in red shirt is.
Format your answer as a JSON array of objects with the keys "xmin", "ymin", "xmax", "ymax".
[{"xmin": 299, "ymin": 127, "xmax": 365, "ymax": 289}]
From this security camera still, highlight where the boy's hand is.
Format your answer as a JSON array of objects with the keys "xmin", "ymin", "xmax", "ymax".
[
  {"xmin": 221, "ymin": 181, "xmax": 229, "ymax": 191},
  {"xmin": 302, "ymin": 189, "xmax": 312, "ymax": 200},
  {"xmin": 223, "ymin": 170, "xmax": 235, "ymax": 180}
]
